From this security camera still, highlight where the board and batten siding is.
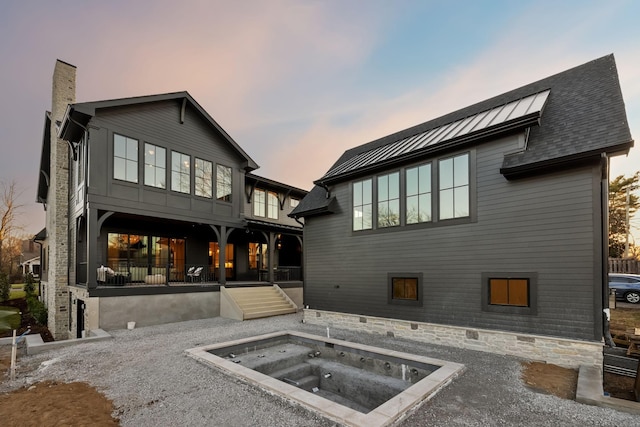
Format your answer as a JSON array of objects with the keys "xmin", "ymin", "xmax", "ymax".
[
  {"xmin": 84, "ymin": 100, "xmax": 246, "ymax": 225},
  {"xmin": 303, "ymin": 135, "xmax": 602, "ymax": 341}
]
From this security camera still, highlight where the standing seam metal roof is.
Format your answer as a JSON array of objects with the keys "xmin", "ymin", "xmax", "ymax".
[{"xmin": 320, "ymin": 90, "xmax": 550, "ymax": 181}]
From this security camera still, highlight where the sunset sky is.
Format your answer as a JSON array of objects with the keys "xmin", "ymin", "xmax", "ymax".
[{"xmin": 1, "ymin": 0, "xmax": 639, "ymax": 239}]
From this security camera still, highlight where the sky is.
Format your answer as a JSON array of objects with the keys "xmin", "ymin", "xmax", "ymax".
[{"xmin": 1, "ymin": 0, "xmax": 639, "ymax": 242}]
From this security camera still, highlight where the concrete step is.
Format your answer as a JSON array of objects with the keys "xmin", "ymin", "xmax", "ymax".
[
  {"xmin": 244, "ymin": 303, "xmax": 294, "ymax": 314},
  {"xmin": 244, "ymin": 307, "xmax": 297, "ymax": 320},
  {"xmin": 240, "ymin": 301, "xmax": 293, "ymax": 310},
  {"xmin": 223, "ymin": 285, "xmax": 296, "ymax": 321}
]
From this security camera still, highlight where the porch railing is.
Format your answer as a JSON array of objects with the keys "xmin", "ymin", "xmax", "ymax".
[{"xmin": 97, "ymin": 263, "xmax": 302, "ymax": 286}]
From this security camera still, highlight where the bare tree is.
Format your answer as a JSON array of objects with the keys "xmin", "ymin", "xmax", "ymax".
[
  {"xmin": 0, "ymin": 180, "xmax": 24, "ymax": 274},
  {"xmin": 609, "ymin": 172, "xmax": 639, "ymax": 258}
]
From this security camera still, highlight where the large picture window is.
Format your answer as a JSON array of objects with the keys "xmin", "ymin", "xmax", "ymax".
[
  {"xmin": 171, "ymin": 151, "xmax": 190, "ymax": 194},
  {"xmin": 114, "ymin": 134, "xmax": 138, "ymax": 183},
  {"xmin": 216, "ymin": 164, "xmax": 232, "ymax": 202},
  {"xmin": 406, "ymin": 163, "xmax": 431, "ymax": 224},
  {"xmin": 439, "ymin": 153, "xmax": 469, "ymax": 220},
  {"xmin": 144, "ymin": 143, "xmax": 166, "ymax": 189},
  {"xmin": 377, "ymin": 172, "xmax": 400, "ymax": 227},
  {"xmin": 195, "ymin": 158, "xmax": 213, "ymax": 198},
  {"xmin": 352, "ymin": 151, "xmax": 471, "ymax": 232},
  {"xmin": 353, "ymin": 178, "xmax": 372, "ymax": 231}
]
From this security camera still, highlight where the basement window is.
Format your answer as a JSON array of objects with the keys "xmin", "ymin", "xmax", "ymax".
[
  {"xmin": 482, "ymin": 272, "xmax": 537, "ymax": 315},
  {"xmin": 388, "ymin": 273, "xmax": 422, "ymax": 307}
]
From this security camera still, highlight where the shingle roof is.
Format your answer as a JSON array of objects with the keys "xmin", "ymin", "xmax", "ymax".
[{"xmin": 291, "ymin": 54, "xmax": 633, "ymax": 218}]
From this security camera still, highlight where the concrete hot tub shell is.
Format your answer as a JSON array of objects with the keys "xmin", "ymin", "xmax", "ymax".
[{"xmin": 186, "ymin": 331, "xmax": 464, "ymax": 426}]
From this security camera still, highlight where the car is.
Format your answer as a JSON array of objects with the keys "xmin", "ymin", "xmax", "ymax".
[{"xmin": 608, "ymin": 273, "xmax": 640, "ymax": 304}]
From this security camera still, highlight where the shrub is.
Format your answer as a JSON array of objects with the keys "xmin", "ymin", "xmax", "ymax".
[
  {"xmin": 0, "ymin": 272, "xmax": 9, "ymax": 302},
  {"xmin": 27, "ymin": 296, "xmax": 48, "ymax": 326},
  {"xmin": 24, "ymin": 273, "xmax": 35, "ymax": 297}
]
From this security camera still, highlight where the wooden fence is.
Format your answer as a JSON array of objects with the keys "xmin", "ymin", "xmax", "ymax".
[{"xmin": 609, "ymin": 258, "xmax": 640, "ymax": 274}]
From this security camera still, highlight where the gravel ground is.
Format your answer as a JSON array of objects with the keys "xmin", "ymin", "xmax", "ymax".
[{"xmin": 2, "ymin": 313, "xmax": 638, "ymax": 426}]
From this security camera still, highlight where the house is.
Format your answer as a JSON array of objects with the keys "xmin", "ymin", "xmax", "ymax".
[
  {"xmin": 290, "ymin": 54, "xmax": 634, "ymax": 368},
  {"xmin": 19, "ymin": 256, "xmax": 40, "ymax": 279},
  {"xmin": 37, "ymin": 60, "xmax": 306, "ymax": 340}
]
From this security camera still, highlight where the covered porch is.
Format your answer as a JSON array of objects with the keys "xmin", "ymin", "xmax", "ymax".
[{"xmin": 75, "ymin": 210, "xmax": 303, "ymax": 290}]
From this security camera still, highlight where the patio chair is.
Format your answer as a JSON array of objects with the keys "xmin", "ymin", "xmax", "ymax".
[{"xmin": 187, "ymin": 266, "xmax": 203, "ymax": 282}]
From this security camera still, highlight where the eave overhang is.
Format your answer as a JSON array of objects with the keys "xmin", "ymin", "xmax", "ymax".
[
  {"xmin": 500, "ymin": 139, "xmax": 635, "ymax": 180},
  {"xmin": 245, "ymin": 218, "xmax": 303, "ymax": 233},
  {"xmin": 59, "ymin": 105, "xmax": 92, "ymax": 143}
]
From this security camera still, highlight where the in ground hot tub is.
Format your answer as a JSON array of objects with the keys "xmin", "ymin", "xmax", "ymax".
[{"xmin": 186, "ymin": 331, "xmax": 464, "ymax": 427}]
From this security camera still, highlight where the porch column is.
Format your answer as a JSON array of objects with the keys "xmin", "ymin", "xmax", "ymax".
[
  {"xmin": 218, "ymin": 225, "xmax": 227, "ymax": 285},
  {"xmin": 268, "ymin": 231, "xmax": 276, "ymax": 283},
  {"xmin": 87, "ymin": 207, "xmax": 99, "ymax": 290}
]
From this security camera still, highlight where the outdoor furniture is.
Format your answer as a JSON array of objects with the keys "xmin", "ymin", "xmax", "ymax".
[
  {"xmin": 187, "ymin": 266, "xmax": 203, "ymax": 282},
  {"xmin": 106, "ymin": 272, "xmax": 129, "ymax": 285},
  {"xmin": 97, "ymin": 265, "xmax": 115, "ymax": 283}
]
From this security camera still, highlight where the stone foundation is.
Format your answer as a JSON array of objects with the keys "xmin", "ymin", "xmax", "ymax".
[{"xmin": 304, "ymin": 309, "xmax": 603, "ymax": 369}]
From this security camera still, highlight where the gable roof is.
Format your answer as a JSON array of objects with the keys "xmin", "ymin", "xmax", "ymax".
[
  {"xmin": 59, "ymin": 91, "xmax": 259, "ymax": 171},
  {"xmin": 291, "ymin": 54, "xmax": 633, "ymax": 218}
]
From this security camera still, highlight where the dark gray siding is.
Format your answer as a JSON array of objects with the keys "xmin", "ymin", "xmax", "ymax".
[
  {"xmin": 85, "ymin": 100, "xmax": 246, "ymax": 225},
  {"xmin": 303, "ymin": 134, "xmax": 602, "ymax": 341}
]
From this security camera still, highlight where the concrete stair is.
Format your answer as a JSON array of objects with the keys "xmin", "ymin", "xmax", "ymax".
[{"xmin": 220, "ymin": 285, "xmax": 297, "ymax": 321}]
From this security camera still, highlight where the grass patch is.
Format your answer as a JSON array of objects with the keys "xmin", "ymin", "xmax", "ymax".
[
  {"xmin": 11, "ymin": 284, "xmax": 24, "ymax": 290},
  {"xmin": 9, "ymin": 291, "xmax": 26, "ymax": 300}
]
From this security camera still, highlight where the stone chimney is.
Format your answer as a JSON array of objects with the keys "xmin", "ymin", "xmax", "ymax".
[{"xmin": 45, "ymin": 59, "xmax": 76, "ymax": 340}]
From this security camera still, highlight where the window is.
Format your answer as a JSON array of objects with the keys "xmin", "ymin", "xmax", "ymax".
[
  {"xmin": 377, "ymin": 172, "xmax": 400, "ymax": 227},
  {"xmin": 439, "ymin": 153, "xmax": 469, "ymax": 220},
  {"xmin": 290, "ymin": 198, "xmax": 299, "ymax": 208},
  {"xmin": 171, "ymin": 151, "xmax": 190, "ymax": 193},
  {"xmin": 253, "ymin": 189, "xmax": 278, "ymax": 219},
  {"xmin": 144, "ymin": 143, "xmax": 166, "ymax": 189},
  {"xmin": 489, "ymin": 278, "xmax": 529, "ymax": 306},
  {"xmin": 352, "ymin": 151, "xmax": 471, "ymax": 232},
  {"xmin": 253, "ymin": 189, "xmax": 266, "ymax": 217},
  {"xmin": 195, "ymin": 158, "xmax": 213, "ymax": 198},
  {"xmin": 482, "ymin": 272, "xmax": 537, "ymax": 315},
  {"xmin": 216, "ymin": 164, "xmax": 232, "ymax": 202},
  {"xmin": 406, "ymin": 163, "xmax": 431, "ymax": 224},
  {"xmin": 353, "ymin": 179, "xmax": 372, "ymax": 231},
  {"xmin": 388, "ymin": 273, "xmax": 422, "ymax": 306},
  {"xmin": 114, "ymin": 134, "xmax": 138, "ymax": 183},
  {"xmin": 392, "ymin": 278, "xmax": 418, "ymax": 300},
  {"xmin": 267, "ymin": 191, "xmax": 279, "ymax": 219}
]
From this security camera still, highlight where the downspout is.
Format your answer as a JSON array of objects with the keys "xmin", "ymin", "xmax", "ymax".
[{"xmin": 601, "ymin": 153, "xmax": 615, "ymax": 347}]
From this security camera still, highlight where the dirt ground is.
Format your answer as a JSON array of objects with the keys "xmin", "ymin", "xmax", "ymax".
[{"xmin": 0, "ymin": 347, "xmax": 635, "ymax": 427}]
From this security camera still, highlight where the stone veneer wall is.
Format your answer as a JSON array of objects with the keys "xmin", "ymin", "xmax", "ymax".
[
  {"xmin": 304, "ymin": 309, "xmax": 603, "ymax": 369},
  {"xmin": 44, "ymin": 60, "xmax": 76, "ymax": 340}
]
